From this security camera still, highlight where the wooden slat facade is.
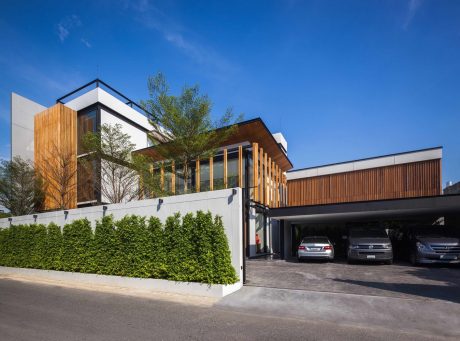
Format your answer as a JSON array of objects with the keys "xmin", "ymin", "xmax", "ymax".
[
  {"xmin": 287, "ymin": 159, "xmax": 442, "ymax": 207},
  {"xmin": 34, "ymin": 103, "xmax": 78, "ymax": 210}
]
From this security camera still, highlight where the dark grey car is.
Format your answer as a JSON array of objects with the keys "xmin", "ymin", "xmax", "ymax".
[
  {"xmin": 409, "ymin": 228, "xmax": 460, "ymax": 265},
  {"xmin": 347, "ymin": 228, "xmax": 393, "ymax": 264}
]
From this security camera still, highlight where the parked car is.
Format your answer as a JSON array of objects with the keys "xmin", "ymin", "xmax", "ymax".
[
  {"xmin": 347, "ymin": 227, "xmax": 393, "ymax": 264},
  {"xmin": 408, "ymin": 227, "xmax": 460, "ymax": 265},
  {"xmin": 297, "ymin": 236, "xmax": 334, "ymax": 262}
]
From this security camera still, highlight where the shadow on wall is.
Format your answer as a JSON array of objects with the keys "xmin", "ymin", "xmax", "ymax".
[{"xmin": 333, "ymin": 265, "xmax": 460, "ymax": 304}]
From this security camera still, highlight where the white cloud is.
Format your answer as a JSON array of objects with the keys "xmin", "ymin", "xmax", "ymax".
[
  {"xmin": 56, "ymin": 15, "xmax": 82, "ymax": 42},
  {"xmin": 124, "ymin": 0, "xmax": 237, "ymax": 77},
  {"xmin": 403, "ymin": 0, "xmax": 423, "ymax": 30},
  {"xmin": 81, "ymin": 38, "xmax": 92, "ymax": 48}
]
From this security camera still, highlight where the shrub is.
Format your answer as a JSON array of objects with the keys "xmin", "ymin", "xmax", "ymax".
[
  {"xmin": 114, "ymin": 215, "xmax": 152, "ymax": 277},
  {"xmin": 45, "ymin": 223, "xmax": 63, "ymax": 270},
  {"xmin": 62, "ymin": 219, "xmax": 93, "ymax": 273},
  {"xmin": 0, "ymin": 211, "xmax": 238, "ymax": 284},
  {"xmin": 92, "ymin": 215, "xmax": 118, "ymax": 275},
  {"xmin": 193, "ymin": 211, "xmax": 216, "ymax": 283},
  {"xmin": 148, "ymin": 216, "xmax": 166, "ymax": 278},
  {"xmin": 29, "ymin": 224, "xmax": 47, "ymax": 269},
  {"xmin": 211, "ymin": 216, "xmax": 238, "ymax": 284}
]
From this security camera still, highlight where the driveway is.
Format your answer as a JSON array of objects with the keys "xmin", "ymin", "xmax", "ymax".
[{"xmin": 246, "ymin": 258, "xmax": 460, "ymax": 303}]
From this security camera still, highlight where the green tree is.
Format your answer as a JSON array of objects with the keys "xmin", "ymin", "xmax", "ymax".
[
  {"xmin": 0, "ymin": 157, "xmax": 44, "ymax": 215},
  {"xmin": 141, "ymin": 73, "xmax": 242, "ymax": 193},
  {"xmin": 81, "ymin": 123, "xmax": 154, "ymax": 203}
]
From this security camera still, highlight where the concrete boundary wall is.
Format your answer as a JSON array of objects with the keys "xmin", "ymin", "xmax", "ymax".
[
  {"xmin": 0, "ymin": 189, "xmax": 243, "ymax": 287},
  {"xmin": 0, "ymin": 266, "xmax": 242, "ymax": 298}
]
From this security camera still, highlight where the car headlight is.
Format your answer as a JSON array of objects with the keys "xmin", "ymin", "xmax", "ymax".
[
  {"xmin": 382, "ymin": 244, "xmax": 392, "ymax": 249},
  {"xmin": 416, "ymin": 242, "xmax": 428, "ymax": 251}
]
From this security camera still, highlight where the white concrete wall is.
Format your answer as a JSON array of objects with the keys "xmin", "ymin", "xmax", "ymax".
[
  {"xmin": 11, "ymin": 93, "xmax": 46, "ymax": 161},
  {"xmin": 287, "ymin": 148, "xmax": 443, "ymax": 180},
  {"xmin": 100, "ymin": 109, "xmax": 148, "ymax": 150},
  {"xmin": 65, "ymin": 88, "xmax": 152, "ymax": 131},
  {"xmin": 0, "ymin": 267, "xmax": 242, "ymax": 298},
  {"xmin": 0, "ymin": 189, "xmax": 243, "ymax": 283}
]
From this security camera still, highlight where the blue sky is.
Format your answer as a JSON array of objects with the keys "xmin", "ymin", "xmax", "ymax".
[{"xmin": 1, "ymin": 0, "xmax": 459, "ymax": 184}]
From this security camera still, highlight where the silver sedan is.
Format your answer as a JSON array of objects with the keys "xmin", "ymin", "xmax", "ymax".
[{"xmin": 297, "ymin": 236, "xmax": 334, "ymax": 262}]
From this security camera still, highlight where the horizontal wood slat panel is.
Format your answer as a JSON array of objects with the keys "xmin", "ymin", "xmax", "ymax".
[{"xmin": 287, "ymin": 159, "xmax": 441, "ymax": 207}]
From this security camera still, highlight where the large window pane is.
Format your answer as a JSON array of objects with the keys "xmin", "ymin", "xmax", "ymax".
[
  {"xmin": 200, "ymin": 162, "xmax": 210, "ymax": 192},
  {"xmin": 77, "ymin": 109, "xmax": 97, "ymax": 155},
  {"xmin": 213, "ymin": 157, "xmax": 224, "ymax": 190},
  {"xmin": 77, "ymin": 157, "xmax": 97, "ymax": 202},
  {"xmin": 227, "ymin": 157, "xmax": 238, "ymax": 188}
]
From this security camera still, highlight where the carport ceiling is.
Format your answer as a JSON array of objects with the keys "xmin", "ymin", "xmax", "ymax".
[{"xmin": 270, "ymin": 194, "xmax": 460, "ymax": 223}]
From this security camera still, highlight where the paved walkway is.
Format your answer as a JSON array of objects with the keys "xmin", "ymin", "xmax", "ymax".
[{"xmin": 218, "ymin": 285, "xmax": 460, "ymax": 339}]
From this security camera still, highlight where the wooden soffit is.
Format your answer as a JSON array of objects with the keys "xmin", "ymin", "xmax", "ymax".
[{"xmin": 135, "ymin": 118, "xmax": 293, "ymax": 172}]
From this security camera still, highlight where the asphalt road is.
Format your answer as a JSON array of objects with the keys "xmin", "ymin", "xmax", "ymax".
[{"xmin": 0, "ymin": 279, "xmax": 450, "ymax": 341}]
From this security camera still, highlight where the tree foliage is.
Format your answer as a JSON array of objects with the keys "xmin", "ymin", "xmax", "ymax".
[
  {"xmin": 0, "ymin": 157, "xmax": 44, "ymax": 215},
  {"xmin": 81, "ymin": 123, "xmax": 154, "ymax": 203},
  {"xmin": 141, "ymin": 73, "xmax": 242, "ymax": 192}
]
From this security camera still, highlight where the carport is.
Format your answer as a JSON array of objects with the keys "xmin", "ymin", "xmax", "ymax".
[
  {"xmin": 243, "ymin": 194, "xmax": 460, "ymax": 300},
  {"xmin": 269, "ymin": 194, "xmax": 460, "ymax": 260}
]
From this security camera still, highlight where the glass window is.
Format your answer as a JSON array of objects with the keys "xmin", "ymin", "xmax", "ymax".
[
  {"xmin": 213, "ymin": 157, "xmax": 225, "ymax": 190},
  {"xmin": 77, "ymin": 157, "xmax": 97, "ymax": 202},
  {"xmin": 255, "ymin": 212, "xmax": 267, "ymax": 254},
  {"xmin": 227, "ymin": 157, "xmax": 238, "ymax": 188},
  {"xmin": 77, "ymin": 109, "xmax": 97, "ymax": 155},
  {"xmin": 200, "ymin": 162, "xmax": 210, "ymax": 192}
]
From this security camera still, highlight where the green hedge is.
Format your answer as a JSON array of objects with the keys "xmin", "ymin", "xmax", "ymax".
[{"xmin": 0, "ymin": 211, "xmax": 238, "ymax": 285}]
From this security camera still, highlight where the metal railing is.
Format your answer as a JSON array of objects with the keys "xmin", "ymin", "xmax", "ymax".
[{"xmin": 56, "ymin": 79, "xmax": 153, "ymax": 119}]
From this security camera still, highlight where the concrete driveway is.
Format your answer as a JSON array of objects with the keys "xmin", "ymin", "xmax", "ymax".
[{"xmin": 246, "ymin": 258, "xmax": 460, "ymax": 303}]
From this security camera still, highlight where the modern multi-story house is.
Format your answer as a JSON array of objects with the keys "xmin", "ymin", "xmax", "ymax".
[{"xmin": 10, "ymin": 80, "xmax": 460, "ymax": 260}]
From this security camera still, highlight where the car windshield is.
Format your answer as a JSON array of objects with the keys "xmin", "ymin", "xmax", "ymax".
[
  {"xmin": 302, "ymin": 237, "xmax": 329, "ymax": 244},
  {"xmin": 349, "ymin": 228, "xmax": 388, "ymax": 238}
]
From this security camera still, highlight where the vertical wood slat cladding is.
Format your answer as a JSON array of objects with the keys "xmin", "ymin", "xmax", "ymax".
[
  {"xmin": 34, "ymin": 104, "xmax": 77, "ymax": 210},
  {"xmin": 287, "ymin": 160, "xmax": 442, "ymax": 206}
]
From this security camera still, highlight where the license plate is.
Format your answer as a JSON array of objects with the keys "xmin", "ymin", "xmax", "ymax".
[
  {"xmin": 366, "ymin": 255, "xmax": 376, "ymax": 259},
  {"xmin": 440, "ymin": 255, "xmax": 457, "ymax": 260},
  {"xmin": 309, "ymin": 248, "xmax": 321, "ymax": 251}
]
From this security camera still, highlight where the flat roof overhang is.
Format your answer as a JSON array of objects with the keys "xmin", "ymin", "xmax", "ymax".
[
  {"xmin": 269, "ymin": 194, "xmax": 460, "ymax": 223},
  {"xmin": 135, "ymin": 118, "xmax": 294, "ymax": 172}
]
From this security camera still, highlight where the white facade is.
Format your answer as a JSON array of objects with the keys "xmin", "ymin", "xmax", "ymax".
[
  {"xmin": 11, "ymin": 93, "xmax": 46, "ymax": 161},
  {"xmin": 287, "ymin": 147, "xmax": 443, "ymax": 181},
  {"xmin": 65, "ymin": 88, "xmax": 152, "ymax": 132},
  {"xmin": 100, "ymin": 109, "xmax": 149, "ymax": 150}
]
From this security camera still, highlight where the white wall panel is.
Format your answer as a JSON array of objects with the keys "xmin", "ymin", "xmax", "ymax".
[{"xmin": 11, "ymin": 93, "xmax": 46, "ymax": 161}]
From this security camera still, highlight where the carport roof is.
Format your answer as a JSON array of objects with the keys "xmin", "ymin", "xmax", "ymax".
[{"xmin": 269, "ymin": 194, "xmax": 460, "ymax": 223}]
